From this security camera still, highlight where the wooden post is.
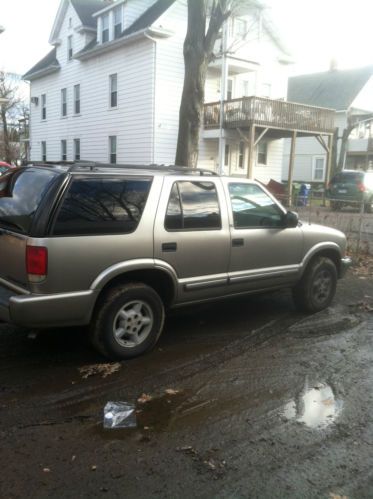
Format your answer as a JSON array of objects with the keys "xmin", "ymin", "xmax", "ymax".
[
  {"xmin": 288, "ymin": 131, "xmax": 297, "ymax": 207},
  {"xmin": 323, "ymin": 134, "xmax": 333, "ymax": 206},
  {"xmin": 247, "ymin": 125, "xmax": 255, "ymax": 179}
]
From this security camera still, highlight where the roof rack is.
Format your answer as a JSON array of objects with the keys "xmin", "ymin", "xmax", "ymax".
[{"xmin": 68, "ymin": 162, "xmax": 219, "ymax": 176}]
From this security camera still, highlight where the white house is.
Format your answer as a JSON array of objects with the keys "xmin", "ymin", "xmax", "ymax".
[
  {"xmin": 282, "ymin": 65, "xmax": 373, "ymax": 184},
  {"xmin": 24, "ymin": 0, "xmax": 334, "ymax": 183}
]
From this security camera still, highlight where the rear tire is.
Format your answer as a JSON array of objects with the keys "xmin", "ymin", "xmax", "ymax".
[
  {"xmin": 292, "ymin": 257, "xmax": 337, "ymax": 313},
  {"xmin": 90, "ymin": 283, "xmax": 165, "ymax": 360}
]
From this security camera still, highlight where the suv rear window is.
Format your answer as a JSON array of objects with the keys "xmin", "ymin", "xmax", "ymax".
[
  {"xmin": 331, "ymin": 171, "xmax": 364, "ymax": 184},
  {"xmin": 0, "ymin": 167, "xmax": 60, "ymax": 234},
  {"xmin": 52, "ymin": 177, "xmax": 151, "ymax": 236}
]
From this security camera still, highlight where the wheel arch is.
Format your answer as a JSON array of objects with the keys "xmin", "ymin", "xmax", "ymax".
[
  {"xmin": 90, "ymin": 259, "xmax": 178, "ymax": 313},
  {"xmin": 301, "ymin": 243, "xmax": 343, "ymax": 278}
]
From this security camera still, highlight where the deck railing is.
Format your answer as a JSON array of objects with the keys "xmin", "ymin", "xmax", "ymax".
[{"xmin": 204, "ymin": 96, "xmax": 335, "ymax": 133}]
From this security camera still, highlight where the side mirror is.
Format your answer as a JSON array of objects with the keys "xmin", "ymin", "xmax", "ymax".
[{"xmin": 284, "ymin": 210, "xmax": 299, "ymax": 228}]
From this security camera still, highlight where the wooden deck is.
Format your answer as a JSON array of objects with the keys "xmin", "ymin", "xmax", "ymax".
[{"xmin": 203, "ymin": 96, "xmax": 335, "ymax": 134}]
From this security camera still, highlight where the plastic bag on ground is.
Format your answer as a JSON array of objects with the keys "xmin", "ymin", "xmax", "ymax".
[{"xmin": 103, "ymin": 401, "xmax": 136, "ymax": 429}]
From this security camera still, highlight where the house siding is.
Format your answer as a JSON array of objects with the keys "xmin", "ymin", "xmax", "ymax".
[
  {"xmin": 30, "ymin": 2, "xmax": 155, "ymax": 163},
  {"xmin": 153, "ymin": 1, "xmax": 186, "ymax": 165}
]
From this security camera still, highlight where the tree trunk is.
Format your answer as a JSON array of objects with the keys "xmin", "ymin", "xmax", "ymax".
[
  {"xmin": 175, "ymin": 0, "xmax": 230, "ymax": 168},
  {"xmin": 1, "ymin": 105, "xmax": 11, "ymax": 164},
  {"xmin": 175, "ymin": 1, "xmax": 207, "ymax": 167},
  {"xmin": 337, "ymin": 127, "xmax": 352, "ymax": 171}
]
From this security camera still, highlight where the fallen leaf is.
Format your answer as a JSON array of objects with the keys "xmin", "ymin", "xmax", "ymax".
[
  {"xmin": 79, "ymin": 363, "xmax": 121, "ymax": 379},
  {"xmin": 137, "ymin": 393, "xmax": 152, "ymax": 404},
  {"xmin": 165, "ymin": 388, "xmax": 180, "ymax": 396}
]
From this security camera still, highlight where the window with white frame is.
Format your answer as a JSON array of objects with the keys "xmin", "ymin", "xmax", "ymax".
[
  {"xmin": 67, "ymin": 35, "xmax": 73, "ymax": 60},
  {"xmin": 74, "ymin": 84, "xmax": 80, "ymax": 114},
  {"xmin": 41, "ymin": 141, "xmax": 47, "ymax": 161},
  {"xmin": 74, "ymin": 138, "xmax": 80, "ymax": 161},
  {"xmin": 114, "ymin": 6, "xmax": 122, "ymax": 39},
  {"xmin": 102, "ymin": 14, "xmax": 109, "ymax": 43},
  {"xmin": 61, "ymin": 140, "xmax": 67, "ymax": 161},
  {"xmin": 41, "ymin": 94, "xmax": 46, "ymax": 120},
  {"xmin": 109, "ymin": 136, "xmax": 117, "ymax": 164},
  {"xmin": 312, "ymin": 156, "xmax": 325, "ymax": 181},
  {"xmin": 61, "ymin": 88, "xmax": 67, "ymax": 116},
  {"xmin": 257, "ymin": 141, "xmax": 267, "ymax": 165},
  {"xmin": 109, "ymin": 74, "xmax": 117, "ymax": 107}
]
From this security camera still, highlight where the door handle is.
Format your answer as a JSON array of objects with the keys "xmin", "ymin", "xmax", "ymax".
[
  {"xmin": 162, "ymin": 242, "xmax": 177, "ymax": 252},
  {"xmin": 232, "ymin": 238, "xmax": 244, "ymax": 247}
]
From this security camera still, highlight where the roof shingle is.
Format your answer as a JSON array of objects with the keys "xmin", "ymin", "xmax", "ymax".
[
  {"xmin": 287, "ymin": 66, "xmax": 373, "ymax": 111},
  {"xmin": 23, "ymin": 48, "xmax": 60, "ymax": 80}
]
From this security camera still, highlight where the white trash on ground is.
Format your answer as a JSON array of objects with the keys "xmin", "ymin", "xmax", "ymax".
[{"xmin": 103, "ymin": 401, "xmax": 136, "ymax": 429}]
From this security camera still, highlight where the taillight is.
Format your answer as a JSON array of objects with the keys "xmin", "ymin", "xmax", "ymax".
[
  {"xmin": 357, "ymin": 181, "xmax": 365, "ymax": 192},
  {"xmin": 26, "ymin": 245, "xmax": 48, "ymax": 282}
]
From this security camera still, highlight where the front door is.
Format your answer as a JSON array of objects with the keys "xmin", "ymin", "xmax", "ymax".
[{"xmin": 224, "ymin": 181, "xmax": 303, "ymax": 292}]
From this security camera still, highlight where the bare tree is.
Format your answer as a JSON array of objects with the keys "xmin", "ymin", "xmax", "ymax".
[
  {"xmin": 0, "ymin": 71, "xmax": 24, "ymax": 163},
  {"xmin": 175, "ymin": 0, "xmax": 232, "ymax": 167}
]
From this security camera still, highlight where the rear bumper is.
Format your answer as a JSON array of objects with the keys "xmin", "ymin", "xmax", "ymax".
[
  {"xmin": 0, "ymin": 286, "xmax": 99, "ymax": 328},
  {"xmin": 340, "ymin": 256, "xmax": 352, "ymax": 278}
]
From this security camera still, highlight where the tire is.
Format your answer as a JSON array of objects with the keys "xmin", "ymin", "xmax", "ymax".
[
  {"xmin": 90, "ymin": 282, "xmax": 165, "ymax": 360},
  {"xmin": 292, "ymin": 257, "xmax": 337, "ymax": 313}
]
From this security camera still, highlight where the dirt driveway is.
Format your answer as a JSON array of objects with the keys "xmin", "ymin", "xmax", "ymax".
[{"xmin": 1, "ymin": 271, "xmax": 373, "ymax": 499}]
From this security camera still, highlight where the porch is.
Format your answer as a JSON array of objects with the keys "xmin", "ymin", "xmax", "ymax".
[{"xmin": 203, "ymin": 96, "xmax": 336, "ymax": 203}]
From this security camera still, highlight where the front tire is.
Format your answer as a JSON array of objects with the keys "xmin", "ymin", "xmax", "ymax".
[
  {"xmin": 90, "ymin": 283, "xmax": 165, "ymax": 360},
  {"xmin": 292, "ymin": 257, "xmax": 337, "ymax": 313}
]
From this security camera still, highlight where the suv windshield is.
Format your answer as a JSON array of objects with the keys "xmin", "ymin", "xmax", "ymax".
[{"xmin": 0, "ymin": 167, "xmax": 61, "ymax": 234}]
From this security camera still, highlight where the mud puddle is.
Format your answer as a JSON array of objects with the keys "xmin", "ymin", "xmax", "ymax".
[{"xmin": 283, "ymin": 379, "xmax": 343, "ymax": 428}]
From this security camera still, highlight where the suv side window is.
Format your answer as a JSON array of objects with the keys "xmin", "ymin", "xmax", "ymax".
[
  {"xmin": 52, "ymin": 177, "xmax": 151, "ymax": 236},
  {"xmin": 165, "ymin": 181, "xmax": 221, "ymax": 231},
  {"xmin": 228, "ymin": 183, "xmax": 284, "ymax": 228}
]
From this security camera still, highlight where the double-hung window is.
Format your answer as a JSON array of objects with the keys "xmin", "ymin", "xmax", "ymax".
[
  {"xmin": 74, "ymin": 84, "xmax": 80, "ymax": 114},
  {"xmin": 114, "ymin": 6, "xmax": 122, "ymax": 38},
  {"xmin": 110, "ymin": 74, "xmax": 117, "ymax": 107},
  {"xmin": 61, "ymin": 140, "xmax": 67, "ymax": 161},
  {"xmin": 67, "ymin": 35, "xmax": 73, "ymax": 60},
  {"xmin": 313, "ymin": 156, "xmax": 326, "ymax": 181},
  {"xmin": 109, "ymin": 136, "xmax": 117, "ymax": 164},
  {"xmin": 41, "ymin": 94, "xmax": 46, "ymax": 120},
  {"xmin": 74, "ymin": 139, "xmax": 80, "ymax": 161},
  {"xmin": 102, "ymin": 14, "xmax": 109, "ymax": 43},
  {"xmin": 41, "ymin": 141, "xmax": 47, "ymax": 161},
  {"xmin": 61, "ymin": 88, "xmax": 67, "ymax": 117},
  {"xmin": 257, "ymin": 141, "xmax": 267, "ymax": 165}
]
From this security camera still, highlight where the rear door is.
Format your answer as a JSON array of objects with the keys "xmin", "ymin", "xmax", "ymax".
[
  {"xmin": 154, "ymin": 176, "xmax": 231, "ymax": 302},
  {"xmin": 0, "ymin": 167, "xmax": 61, "ymax": 289}
]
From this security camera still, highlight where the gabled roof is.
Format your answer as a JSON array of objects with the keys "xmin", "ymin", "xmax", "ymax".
[
  {"xmin": 71, "ymin": 0, "xmax": 105, "ymax": 28},
  {"xmin": 76, "ymin": 0, "xmax": 176, "ymax": 58},
  {"xmin": 121, "ymin": 0, "xmax": 176, "ymax": 37},
  {"xmin": 49, "ymin": 0, "xmax": 106, "ymax": 44},
  {"xmin": 288, "ymin": 66, "xmax": 373, "ymax": 111},
  {"xmin": 23, "ymin": 48, "xmax": 60, "ymax": 81}
]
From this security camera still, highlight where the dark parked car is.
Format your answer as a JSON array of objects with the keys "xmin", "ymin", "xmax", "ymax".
[
  {"xmin": 0, "ymin": 161, "xmax": 12, "ymax": 176},
  {"xmin": 328, "ymin": 170, "xmax": 373, "ymax": 212}
]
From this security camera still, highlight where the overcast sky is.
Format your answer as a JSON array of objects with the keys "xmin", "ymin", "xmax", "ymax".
[{"xmin": 1, "ymin": 0, "xmax": 373, "ymax": 76}]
